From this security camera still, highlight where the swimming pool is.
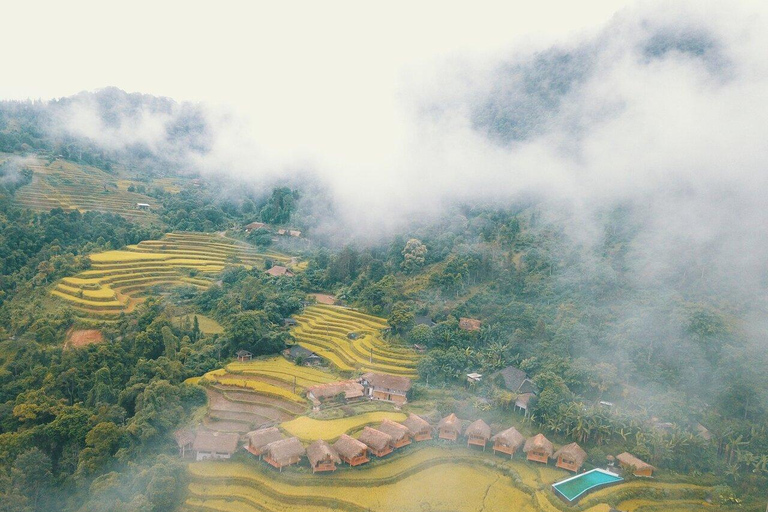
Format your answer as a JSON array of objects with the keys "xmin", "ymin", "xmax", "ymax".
[{"xmin": 552, "ymin": 468, "xmax": 623, "ymax": 502}]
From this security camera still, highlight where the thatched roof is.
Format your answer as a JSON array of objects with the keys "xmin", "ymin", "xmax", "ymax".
[
  {"xmin": 358, "ymin": 427, "xmax": 393, "ymax": 451},
  {"xmin": 377, "ymin": 418, "xmax": 410, "ymax": 441},
  {"xmin": 307, "ymin": 440, "xmax": 341, "ymax": 466},
  {"xmin": 333, "ymin": 434, "xmax": 368, "ymax": 458},
  {"xmin": 402, "ymin": 414, "xmax": 431, "ymax": 435},
  {"xmin": 308, "ymin": 380, "xmax": 364, "ymax": 400},
  {"xmin": 523, "ymin": 433, "xmax": 554, "ymax": 456},
  {"xmin": 246, "ymin": 427, "xmax": 284, "ymax": 450},
  {"xmin": 192, "ymin": 431, "xmax": 240, "ymax": 454},
  {"xmin": 266, "ymin": 265, "xmax": 294, "ymax": 277},
  {"xmin": 493, "ymin": 366, "xmax": 537, "ymax": 394},
  {"xmin": 174, "ymin": 428, "xmax": 195, "ymax": 447},
  {"xmin": 616, "ymin": 452, "xmax": 654, "ymax": 471},
  {"xmin": 264, "ymin": 437, "xmax": 305, "ymax": 464},
  {"xmin": 491, "ymin": 427, "xmax": 524, "ymax": 449},
  {"xmin": 464, "ymin": 419, "xmax": 491, "ymax": 439},
  {"xmin": 438, "ymin": 413, "xmax": 461, "ymax": 432},
  {"xmin": 361, "ymin": 372, "xmax": 412, "ymax": 393},
  {"xmin": 554, "ymin": 442, "xmax": 587, "ymax": 465}
]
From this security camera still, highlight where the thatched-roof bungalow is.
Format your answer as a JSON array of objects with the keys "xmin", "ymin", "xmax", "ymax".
[
  {"xmin": 263, "ymin": 437, "xmax": 305, "ymax": 471},
  {"xmin": 307, "ymin": 440, "xmax": 341, "ymax": 473},
  {"xmin": 192, "ymin": 431, "xmax": 240, "ymax": 461},
  {"xmin": 402, "ymin": 414, "xmax": 432, "ymax": 441},
  {"xmin": 438, "ymin": 413, "xmax": 462, "ymax": 441},
  {"xmin": 554, "ymin": 442, "xmax": 588, "ymax": 472},
  {"xmin": 174, "ymin": 429, "xmax": 195, "ymax": 458},
  {"xmin": 246, "ymin": 427, "xmax": 285, "ymax": 457},
  {"xmin": 358, "ymin": 427, "xmax": 394, "ymax": 457},
  {"xmin": 333, "ymin": 434, "xmax": 370, "ymax": 466},
  {"xmin": 465, "ymin": 419, "xmax": 491, "ymax": 450},
  {"xmin": 617, "ymin": 452, "xmax": 655, "ymax": 477},
  {"xmin": 491, "ymin": 427, "xmax": 524, "ymax": 458},
  {"xmin": 377, "ymin": 418, "xmax": 412, "ymax": 449},
  {"xmin": 524, "ymin": 433, "xmax": 554, "ymax": 464},
  {"xmin": 360, "ymin": 372, "xmax": 412, "ymax": 405}
]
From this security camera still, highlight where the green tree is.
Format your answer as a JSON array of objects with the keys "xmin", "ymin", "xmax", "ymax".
[{"xmin": 401, "ymin": 238, "xmax": 427, "ymax": 273}]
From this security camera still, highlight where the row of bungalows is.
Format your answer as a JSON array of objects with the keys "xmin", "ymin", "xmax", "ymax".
[
  {"xmin": 436, "ymin": 416, "xmax": 589, "ymax": 473},
  {"xmin": 523, "ymin": 434, "xmax": 589, "ymax": 473}
]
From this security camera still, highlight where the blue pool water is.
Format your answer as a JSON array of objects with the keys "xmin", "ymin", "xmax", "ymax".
[{"xmin": 552, "ymin": 468, "xmax": 623, "ymax": 502}]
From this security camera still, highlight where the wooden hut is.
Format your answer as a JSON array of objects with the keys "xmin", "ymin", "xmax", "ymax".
[
  {"xmin": 246, "ymin": 427, "xmax": 285, "ymax": 457},
  {"xmin": 554, "ymin": 442, "xmax": 588, "ymax": 472},
  {"xmin": 523, "ymin": 433, "xmax": 554, "ymax": 464},
  {"xmin": 360, "ymin": 373, "xmax": 412, "ymax": 405},
  {"xmin": 491, "ymin": 427, "xmax": 524, "ymax": 458},
  {"xmin": 358, "ymin": 426, "xmax": 394, "ymax": 457},
  {"xmin": 616, "ymin": 452, "xmax": 655, "ymax": 477},
  {"xmin": 306, "ymin": 440, "xmax": 341, "ymax": 473},
  {"xmin": 377, "ymin": 418, "xmax": 412, "ymax": 449},
  {"xmin": 333, "ymin": 434, "xmax": 370, "ymax": 466},
  {"xmin": 192, "ymin": 431, "xmax": 240, "ymax": 461},
  {"xmin": 402, "ymin": 414, "xmax": 432, "ymax": 441},
  {"xmin": 263, "ymin": 437, "xmax": 305, "ymax": 471},
  {"xmin": 465, "ymin": 419, "xmax": 492, "ymax": 450},
  {"xmin": 438, "ymin": 413, "xmax": 462, "ymax": 441},
  {"xmin": 174, "ymin": 429, "xmax": 195, "ymax": 458}
]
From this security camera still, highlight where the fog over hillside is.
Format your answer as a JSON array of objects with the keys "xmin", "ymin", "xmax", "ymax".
[{"xmin": 8, "ymin": 2, "xmax": 764, "ymax": 300}]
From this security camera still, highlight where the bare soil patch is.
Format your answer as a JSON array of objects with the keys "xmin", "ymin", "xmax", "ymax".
[{"xmin": 65, "ymin": 329, "xmax": 104, "ymax": 348}]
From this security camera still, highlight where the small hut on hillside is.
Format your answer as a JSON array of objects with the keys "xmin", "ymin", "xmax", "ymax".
[
  {"xmin": 358, "ymin": 427, "xmax": 394, "ymax": 458},
  {"xmin": 554, "ymin": 442, "xmax": 588, "ymax": 472},
  {"xmin": 616, "ymin": 452, "xmax": 655, "ymax": 477},
  {"xmin": 465, "ymin": 419, "xmax": 492, "ymax": 450},
  {"xmin": 438, "ymin": 413, "xmax": 462, "ymax": 441},
  {"xmin": 333, "ymin": 434, "xmax": 370, "ymax": 466},
  {"xmin": 174, "ymin": 429, "xmax": 195, "ymax": 458},
  {"xmin": 307, "ymin": 440, "xmax": 341, "ymax": 473},
  {"xmin": 192, "ymin": 431, "xmax": 240, "ymax": 461},
  {"xmin": 246, "ymin": 427, "xmax": 285, "ymax": 457},
  {"xmin": 402, "ymin": 414, "xmax": 432, "ymax": 441},
  {"xmin": 524, "ymin": 433, "xmax": 554, "ymax": 464},
  {"xmin": 491, "ymin": 427, "xmax": 524, "ymax": 458},
  {"xmin": 236, "ymin": 349, "xmax": 253, "ymax": 362},
  {"xmin": 263, "ymin": 437, "xmax": 305, "ymax": 471},
  {"xmin": 266, "ymin": 265, "xmax": 295, "ymax": 277},
  {"xmin": 377, "ymin": 418, "xmax": 412, "ymax": 449}
]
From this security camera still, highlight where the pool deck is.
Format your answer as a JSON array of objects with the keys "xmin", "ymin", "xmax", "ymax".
[{"xmin": 552, "ymin": 468, "xmax": 623, "ymax": 503}]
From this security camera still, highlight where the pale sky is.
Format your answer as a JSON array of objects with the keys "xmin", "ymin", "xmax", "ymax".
[{"xmin": 4, "ymin": 0, "xmax": 768, "ymax": 251}]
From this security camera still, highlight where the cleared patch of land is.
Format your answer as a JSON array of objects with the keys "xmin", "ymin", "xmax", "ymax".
[
  {"xmin": 64, "ymin": 329, "xmax": 104, "ymax": 348},
  {"xmin": 174, "ymin": 314, "xmax": 224, "ymax": 335}
]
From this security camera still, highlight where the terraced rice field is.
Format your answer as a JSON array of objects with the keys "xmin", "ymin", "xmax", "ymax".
[
  {"xmin": 51, "ymin": 232, "xmax": 292, "ymax": 320},
  {"xmin": 198, "ymin": 358, "xmax": 336, "ymax": 433},
  {"xmin": 292, "ymin": 305, "xmax": 419, "ymax": 378},
  {"xmin": 185, "ymin": 447, "xmax": 537, "ymax": 512},
  {"xmin": 281, "ymin": 411, "xmax": 407, "ymax": 442},
  {"xmin": 13, "ymin": 159, "xmax": 159, "ymax": 221},
  {"xmin": 182, "ymin": 445, "xmax": 725, "ymax": 512}
]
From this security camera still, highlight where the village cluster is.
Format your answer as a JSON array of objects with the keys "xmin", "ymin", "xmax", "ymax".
[{"xmin": 176, "ymin": 368, "xmax": 654, "ymax": 479}]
